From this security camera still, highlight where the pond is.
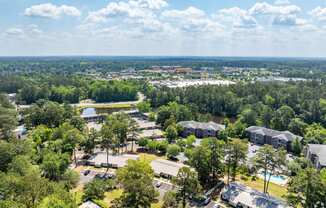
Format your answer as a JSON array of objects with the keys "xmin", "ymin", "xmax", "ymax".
[
  {"xmin": 81, "ymin": 106, "xmax": 134, "ymax": 116},
  {"xmin": 81, "ymin": 108, "xmax": 97, "ymax": 116}
]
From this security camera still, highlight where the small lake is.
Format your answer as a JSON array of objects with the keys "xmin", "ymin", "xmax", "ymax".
[{"xmin": 81, "ymin": 107, "xmax": 134, "ymax": 116}]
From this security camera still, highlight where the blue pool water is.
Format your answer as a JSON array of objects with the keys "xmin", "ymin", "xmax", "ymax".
[{"xmin": 258, "ymin": 172, "xmax": 287, "ymax": 184}]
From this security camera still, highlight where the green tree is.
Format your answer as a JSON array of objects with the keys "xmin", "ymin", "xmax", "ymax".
[
  {"xmin": 253, "ymin": 145, "xmax": 286, "ymax": 193},
  {"xmin": 41, "ymin": 152, "xmax": 70, "ymax": 181},
  {"xmin": 287, "ymin": 168, "xmax": 326, "ymax": 208},
  {"xmin": 189, "ymin": 145, "xmax": 210, "ymax": 184},
  {"xmin": 185, "ymin": 135, "xmax": 196, "ymax": 148},
  {"xmin": 217, "ymin": 130, "xmax": 228, "ymax": 141},
  {"xmin": 0, "ymin": 106, "xmax": 17, "ymax": 140},
  {"xmin": 82, "ymin": 128, "xmax": 98, "ymax": 155},
  {"xmin": 69, "ymin": 116, "xmax": 85, "ymax": 132},
  {"xmin": 288, "ymin": 118, "xmax": 307, "ymax": 136},
  {"xmin": 116, "ymin": 160, "xmax": 157, "ymax": 208},
  {"xmin": 291, "ymin": 137, "xmax": 302, "ymax": 156},
  {"xmin": 162, "ymin": 191, "xmax": 178, "ymax": 208},
  {"xmin": 61, "ymin": 169, "xmax": 80, "ymax": 190},
  {"xmin": 100, "ymin": 124, "xmax": 114, "ymax": 172},
  {"xmin": 38, "ymin": 192, "xmax": 77, "ymax": 208},
  {"xmin": 138, "ymin": 138, "xmax": 149, "ymax": 147},
  {"xmin": 225, "ymin": 139, "xmax": 248, "ymax": 184},
  {"xmin": 83, "ymin": 179, "xmax": 107, "ymax": 201},
  {"xmin": 173, "ymin": 167, "xmax": 201, "ymax": 208},
  {"xmin": 137, "ymin": 101, "xmax": 151, "ymax": 113},
  {"xmin": 129, "ymin": 118, "xmax": 139, "ymax": 153},
  {"xmin": 166, "ymin": 124, "xmax": 178, "ymax": 143},
  {"xmin": 239, "ymin": 108, "xmax": 257, "ymax": 126},
  {"xmin": 167, "ymin": 144, "xmax": 181, "ymax": 159},
  {"xmin": 272, "ymin": 105, "xmax": 295, "ymax": 131},
  {"xmin": 304, "ymin": 123, "xmax": 326, "ymax": 144},
  {"xmin": 63, "ymin": 128, "xmax": 85, "ymax": 166}
]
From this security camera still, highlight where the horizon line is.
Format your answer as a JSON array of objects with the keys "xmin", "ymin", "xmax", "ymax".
[{"xmin": 0, "ymin": 55, "xmax": 326, "ymax": 60}]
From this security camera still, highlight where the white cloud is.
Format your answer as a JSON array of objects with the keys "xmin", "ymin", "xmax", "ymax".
[
  {"xmin": 215, "ymin": 7, "xmax": 257, "ymax": 28},
  {"xmin": 310, "ymin": 7, "xmax": 326, "ymax": 22},
  {"xmin": 4, "ymin": 28, "xmax": 24, "ymax": 36},
  {"xmin": 249, "ymin": 2, "xmax": 301, "ymax": 16},
  {"xmin": 130, "ymin": 0, "xmax": 168, "ymax": 10},
  {"xmin": 162, "ymin": 7, "xmax": 223, "ymax": 34},
  {"xmin": 82, "ymin": 0, "xmax": 171, "ymax": 40},
  {"xmin": 274, "ymin": 0, "xmax": 291, "ymax": 5},
  {"xmin": 162, "ymin": 6, "xmax": 206, "ymax": 19},
  {"xmin": 24, "ymin": 3, "xmax": 81, "ymax": 19},
  {"xmin": 85, "ymin": 0, "xmax": 167, "ymax": 23},
  {"xmin": 272, "ymin": 15, "xmax": 306, "ymax": 26},
  {"xmin": 3, "ymin": 25, "xmax": 45, "ymax": 38}
]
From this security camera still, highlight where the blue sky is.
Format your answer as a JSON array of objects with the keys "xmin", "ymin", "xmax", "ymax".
[{"xmin": 1, "ymin": 0, "xmax": 326, "ymax": 57}]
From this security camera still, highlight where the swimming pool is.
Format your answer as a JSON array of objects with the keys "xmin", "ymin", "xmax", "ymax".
[{"xmin": 258, "ymin": 171, "xmax": 287, "ymax": 185}]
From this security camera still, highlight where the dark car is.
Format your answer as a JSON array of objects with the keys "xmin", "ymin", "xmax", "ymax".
[
  {"xmin": 200, "ymin": 196, "xmax": 211, "ymax": 206},
  {"xmin": 192, "ymin": 195, "xmax": 211, "ymax": 206},
  {"xmin": 83, "ymin": 170, "xmax": 91, "ymax": 176},
  {"xmin": 95, "ymin": 173, "xmax": 105, "ymax": 179},
  {"xmin": 155, "ymin": 181, "xmax": 162, "ymax": 188},
  {"xmin": 95, "ymin": 173, "xmax": 115, "ymax": 180}
]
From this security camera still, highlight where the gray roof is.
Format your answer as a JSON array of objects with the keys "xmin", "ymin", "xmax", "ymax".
[
  {"xmin": 150, "ymin": 159, "xmax": 188, "ymax": 177},
  {"xmin": 307, "ymin": 144, "xmax": 326, "ymax": 166},
  {"xmin": 222, "ymin": 183, "xmax": 289, "ymax": 208},
  {"xmin": 178, "ymin": 121, "xmax": 225, "ymax": 131},
  {"xmin": 245, "ymin": 126, "xmax": 302, "ymax": 142},
  {"xmin": 79, "ymin": 201, "xmax": 101, "ymax": 208},
  {"xmin": 88, "ymin": 153, "xmax": 139, "ymax": 168}
]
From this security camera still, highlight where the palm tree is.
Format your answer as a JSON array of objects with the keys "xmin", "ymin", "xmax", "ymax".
[{"xmin": 100, "ymin": 124, "xmax": 114, "ymax": 172}]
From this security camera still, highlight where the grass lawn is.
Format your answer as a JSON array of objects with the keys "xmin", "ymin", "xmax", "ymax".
[
  {"xmin": 151, "ymin": 201, "xmax": 163, "ymax": 208},
  {"xmin": 138, "ymin": 153, "xmax": 166, "ymax": 163},
  {"xmin": 100, "ymin": 189, "xmax": 122, "ymax": 207},
  {"xmin": 72, "ymin": 189, "xmax": 83, "ymax": 205},
  {"xmin": 78, "ymin": 103, "xmax": 133, "ymax": 109},
  {"xmin": 236, "ymin": 176, "xmax": 287, "ymax": 199}
]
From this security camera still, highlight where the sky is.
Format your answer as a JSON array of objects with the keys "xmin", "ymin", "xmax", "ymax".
[{"xmin": 1, "ymin": 0, "xmax": 326, "ymax": 57}]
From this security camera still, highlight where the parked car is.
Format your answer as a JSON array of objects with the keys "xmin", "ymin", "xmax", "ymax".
[
  {"xmin": 155, "ymin": 181, "xmax": 162, "ymax": 188},
  {"xmin": 192, "ymin": 195, "xmax": 211, "ymax": 206},
  {"xmin": 83, "ymin": 170, "xmax": 91, "ymax": 176},
  {"xmin": 95, "ymin": 173, "xmax": 115, "ymax": 180}
]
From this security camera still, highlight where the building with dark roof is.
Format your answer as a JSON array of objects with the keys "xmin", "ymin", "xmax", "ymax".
[
  {"xmin": 304, "ymin": 144, "xmax": 326, "ymax": 169},
  {"xmin": 178, "ymin": 121, "xmax": 225, "ymax": 138},
  {"xmin": 221, "ymin": 183, "xmax": 289, "ymax": 208},
  {"xmin": 245, "ymin": 126, "xmax": 302, "ymax": 152}
]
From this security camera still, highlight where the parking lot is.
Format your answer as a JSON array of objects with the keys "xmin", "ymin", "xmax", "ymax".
[
  {"xmin": 153, "ymin": 179, "xmax": 174, "ymax": 199},
  {"xmin": 78, "ymin": 169, "xmax": 116, "ymax": 185}
]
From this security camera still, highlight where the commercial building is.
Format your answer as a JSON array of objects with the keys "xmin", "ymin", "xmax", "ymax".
[
  {"xmin": 150, "ymin": 79, "xmax": 235, "ymax": 89},
  {"xmin": 87, "ymin": 153, "xmax": 139, "ymax": 168},
  {"xmin": 151, "ymin": 159, "xmax": 188, "ymax": 178},
  {"xmin": 304, "ymin": 144, "xmax": 326, "ymax": 169},
  {"xmin": 221, "ymin": 183, "xmax": 289, "ymax": 208},
  {"xmin": 245, "ymin": 126, "xmax": 302, "ymax": 152},
  {"xmin": 178, "ymin": 121, "xmax": 225, "ymax": 138}
]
